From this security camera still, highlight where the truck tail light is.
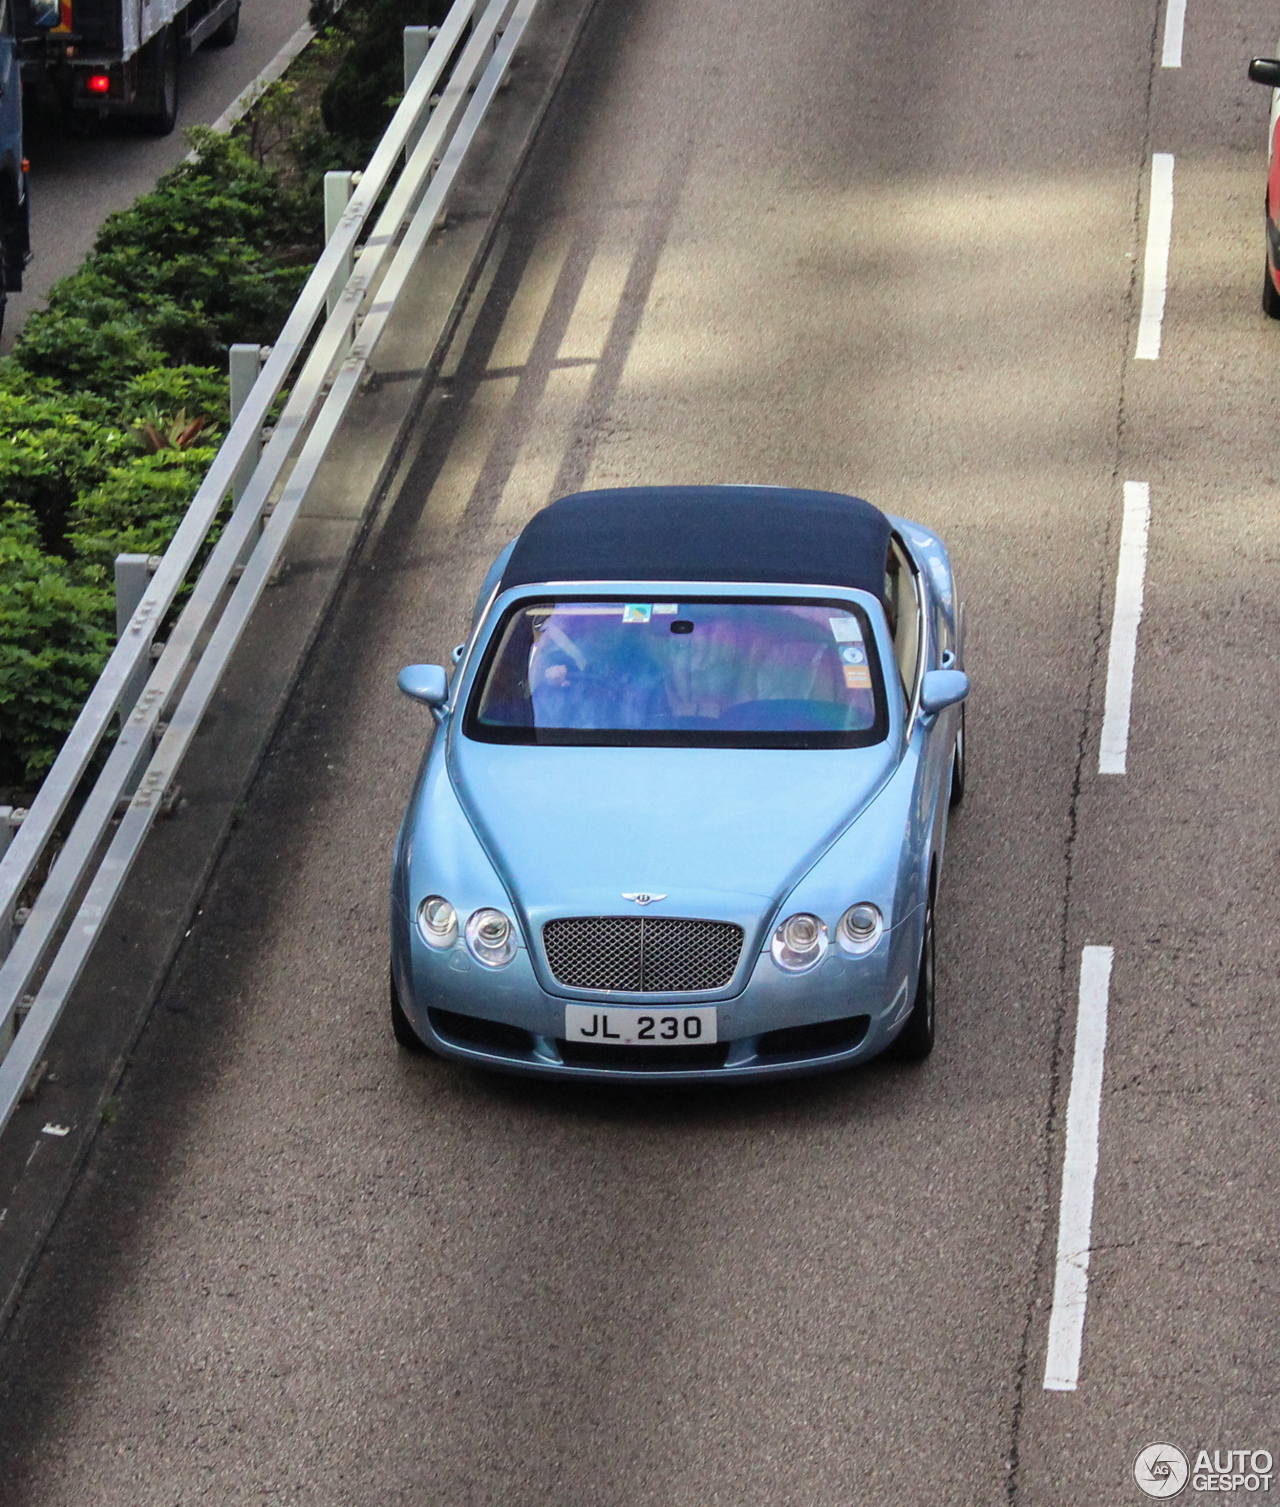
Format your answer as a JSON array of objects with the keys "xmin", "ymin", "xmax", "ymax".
[{"xmin": 86, "ymin": 73, "xmax": 110, "ymax": 95}]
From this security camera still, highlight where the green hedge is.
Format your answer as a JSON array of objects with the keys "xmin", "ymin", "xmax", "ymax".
[
  {"xmin": 0, "ymin": 132, "xmax": 300, "ymax": 785},
  {"xmin": 0, "ymin": 504, "xmax": 114, "ymax": 785},
  {"xmin": 0, "ymin": 1, "xmax": 450, "ymax": 791}
]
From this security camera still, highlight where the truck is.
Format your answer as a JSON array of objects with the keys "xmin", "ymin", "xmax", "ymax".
[
  {"xmin": 15, "ymin": 0, "xmax": 242, "ymax": 136},
  {"xmin": 0, "ymin": 2, "xmax": 30, "ymax": 338}
]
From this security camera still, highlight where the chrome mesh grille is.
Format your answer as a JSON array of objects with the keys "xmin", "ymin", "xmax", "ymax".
[{"xmin": 542, "ymin": 916, "xmax": 743, "ymax": 992}]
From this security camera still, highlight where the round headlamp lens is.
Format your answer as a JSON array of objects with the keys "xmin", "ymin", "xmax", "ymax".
[
  {"xmin": 770, "ymin": 912, "xmax": 829, "ymax": 973},
  {"xmin": 837, "ymin": 902, "xmax": 884, "ymax": 955},
  {"xmin": 416, "ymin": 895, "xmax": 457, "ymax": 948},
  {"xmin": 465, "ymin": 907, "xmax": 518, "ymax": 968}
]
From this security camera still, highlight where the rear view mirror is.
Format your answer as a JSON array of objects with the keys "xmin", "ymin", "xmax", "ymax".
[
  {"xmin": 398, "ymin": 664, "xmax": 448, "ymax": 708},
  {"xmin": 919, "ymin": 669, "xmax": 970, "ymax": 717},
  {"xmin": 1248, "ymin": 57, "xmax": 1280, "ymax": 87}
]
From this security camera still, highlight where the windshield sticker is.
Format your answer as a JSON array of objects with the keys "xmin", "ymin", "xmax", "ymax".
[
  {"xmin": 622, "ymin": 604, "xmax": 653, "ymax": 624},
  {"xmin": 830, "ymin": 616, "xmax": 863, "ymax": 643},
  {"xmin": 843, "ymin": 664, "xmax": 872, "ymax": 690},
  {"xmin": 652, "ymin": 603, "xmax": 678, "ymax": 614},
  {"xmin": 840, "ymin": 645, "xmax": 866, "ymax": 666}
]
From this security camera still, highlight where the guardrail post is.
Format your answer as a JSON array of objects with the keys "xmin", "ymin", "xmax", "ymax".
[
  {"xmin": 115, "ymin": 553, "xmax": 161, "ymax": 726},
  {"xmin": 404, "ymin": 26, "xmax": 439, "ymax": 160},
  {"xmin": 229, "ymin": 342, "xmax": 264, "ymax": 507},
  {"xmin": 324, "ymin": 171, "xmax": 357, "ymax": 321}
]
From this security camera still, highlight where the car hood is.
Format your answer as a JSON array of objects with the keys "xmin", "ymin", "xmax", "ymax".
[{"xmin": 447, "ymin": 736, "xmax": 897, "ymax": 929}]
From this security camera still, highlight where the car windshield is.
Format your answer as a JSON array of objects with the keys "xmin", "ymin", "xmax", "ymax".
[{"xmin": 465, "ymin": 598, "xmax": 888, "ymax": 748}]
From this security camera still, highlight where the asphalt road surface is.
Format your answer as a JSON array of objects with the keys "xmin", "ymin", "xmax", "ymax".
[
  {"xmin": 0, "ymin": 0, "xmax": 1277, "ymax": 1501},
  {"xmin": 4, "ymin": 0, "xmax": 313, "ymax": 348}
]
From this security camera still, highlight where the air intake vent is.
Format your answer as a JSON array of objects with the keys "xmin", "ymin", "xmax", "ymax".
[{"xmin": 543, "ymin": 916, "xmax": 743, "ymax": 993}]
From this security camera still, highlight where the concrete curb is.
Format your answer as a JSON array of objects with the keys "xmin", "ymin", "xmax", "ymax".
[{"xmin": 0, "ymin": 0, "xmax": 599, "ymax": 1339}]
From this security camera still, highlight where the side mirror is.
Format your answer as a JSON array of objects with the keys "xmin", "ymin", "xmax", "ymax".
[
  {"xmin": 398, "ymin": 664, "xmax": 449, "ymax": 708},
  {"xmin": 919, "ymin": 669, "xmax": 970, "ymax": 718},
  {"xmin": 1248, "ymin": 57, "xmax": 1280, "ymax": 87}
]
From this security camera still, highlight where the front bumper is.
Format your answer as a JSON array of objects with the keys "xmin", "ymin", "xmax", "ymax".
[{"xmin": 391, "ymin": 911, "xmax": 920, "ymax": 1084}]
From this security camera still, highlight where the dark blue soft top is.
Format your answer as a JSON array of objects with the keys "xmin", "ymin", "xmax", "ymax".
[{"xmin": 500, "ymin": 486, "xmax": 892, "ymax": 600}]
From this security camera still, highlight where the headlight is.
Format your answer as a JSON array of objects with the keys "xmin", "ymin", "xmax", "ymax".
[
  {"xmin": 837, "ymin": 902, "xmax": 884, "ymax": 955},
  {"xmin": 770, "ymin": 912, "xmax": 828, "ymax": 973},
  {"xmin": 465, "ymin": 907, "xmax": 518, "ymax": 968},
  {"xmin": 416, "ymin": 895, "xmax": 457, "ymax": 949}
]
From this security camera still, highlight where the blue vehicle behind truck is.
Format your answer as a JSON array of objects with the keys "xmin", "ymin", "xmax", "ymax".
[{"xmin": 0, "ymin": 1, "xmax": 30, "ymax": 338}]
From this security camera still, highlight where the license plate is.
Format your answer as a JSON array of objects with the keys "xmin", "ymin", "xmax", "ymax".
[{"xmin": 564, "ymin": 1004, "xmax": 717, "ymax": 1045}]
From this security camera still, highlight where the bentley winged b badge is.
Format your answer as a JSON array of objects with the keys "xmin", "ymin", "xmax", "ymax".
[{"xmin": 622, "ymin": 892, "xmax": 667, "ymax": 906}]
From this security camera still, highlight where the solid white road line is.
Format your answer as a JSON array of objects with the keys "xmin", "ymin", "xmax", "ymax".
[
  {"xmin": 1135, "ymin": 155, "xmax": 1175, "ymax": 360},
  {"xmin": 1044, "ymin": 946, "xmax": 1114, "ymax": 1393},
  {"xmin": 1161, "ymin": 0, "xmax": 1186, "ymax": 67},
  {"xmin": 1098, "ymin": 482, "xmax": 1151, "ymax": 775}
]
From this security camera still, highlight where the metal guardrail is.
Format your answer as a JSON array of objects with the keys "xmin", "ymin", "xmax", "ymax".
[{"xmin": 0, "ymin": 0, "xmax": 541, "ymax": 1131}]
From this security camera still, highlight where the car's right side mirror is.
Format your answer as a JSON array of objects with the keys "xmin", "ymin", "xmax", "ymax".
[
  {"xmin": 398, "ymin": 664, "xmax": 449, "ymax": 708},
  {"xmin": 919, "ymin": 669, "xmax": 970, "ymax": 717},
  {"xmin": 1249, "ymin": 57, "xmax": 1280, "ymax": 87}
]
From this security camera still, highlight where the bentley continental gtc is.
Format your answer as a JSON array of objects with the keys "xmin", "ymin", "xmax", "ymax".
[{"xmin": 390, "ymin": 485, "xmax": 969, "ymax": 1082}]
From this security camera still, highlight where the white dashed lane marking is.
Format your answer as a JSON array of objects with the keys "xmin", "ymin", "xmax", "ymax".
[
  {"xmin": 1136, "ymin": 154, "xmax": 1175, "ymax": 360},
  {"xmin": 1098, "ymin": 481, "xmax": 1151, "ymax": 776},
  {"xmin": 1044, "ymin": 946, "xmax": 1114, "ymax": 1393},
  {"xmin": 1161, "ymin": 0, "xmax": 1186, "ymax": 67}
]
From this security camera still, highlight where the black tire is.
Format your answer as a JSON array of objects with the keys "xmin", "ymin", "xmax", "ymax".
[
  {"xmin": 892, "ymin": 893, "xmax": 936, "ymax": 1061},
  {"xmin": 1264, "ymin": 259, "xmax": 1280, "ymax": 319},
  {"xmin": 390, "ymin": 965, "xmax": 430, "ymax": 1052},
  {"xmin": 140, "ymin": 26, "xmax": 179, "ymax": 136},
  {"xmin": 948, "ymin": 702, "xmax": 966, "ymax": 808},
  {"xmin": 208, "ymin": 2, "xmax": 241, "ymax": 47}
]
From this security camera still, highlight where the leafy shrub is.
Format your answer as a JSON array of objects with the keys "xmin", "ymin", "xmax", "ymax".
[
  {"xmin": 95, "ymin": 130, "xmax": 302, "ymax": 258},
  {"xmin": 0, "ymin": 378, "xmax": 133, "ymax": 550},
  {"xmin": 318, "ymin": 0, "xmax": 454, "ymax": 159},
  {"xmin": 16, "ymin": 270, "xmax": 236, "ymax": 395},
  {"xmin": 66, "ymin": 446, "xmax": 220, "ymax": 583},
  {"xmin": 15, "ymin": 134, "xmax": 314, "ymax": 385},
  {"xmin": 0, "ymin": 504, "xmax": 113, "ymax": 786},
  {"xmin": 118, "ymin": 365, "xmax": 230, "ymax": 433}
]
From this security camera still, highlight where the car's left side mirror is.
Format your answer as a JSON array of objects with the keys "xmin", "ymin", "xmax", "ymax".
[
  {"xmin": 398, "ymin": 664, "xmax": 449, "ymax": 708},
  {"xmin": 1249, "ymin": 57, "xmax": 1280, "ymax": 86},
  {"xmin": 919, "ymin": 669, "xmax": 970, "ymax": 717}
]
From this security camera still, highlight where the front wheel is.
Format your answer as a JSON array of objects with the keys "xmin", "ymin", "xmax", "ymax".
[
  {"xmin": 1263, "ymin": 258, "xmax": 1280, "ymax": 319},
  {"xmin": 390, "ymin": 965, "xmax": 430, "ymax": 1052},
  {"xmin": 948, "ymin": 702, "xmax": 966, "ymax": 808},
  {"xmin": 891, "ymin": 895, "xmax": 936, "ymax": 1061}
]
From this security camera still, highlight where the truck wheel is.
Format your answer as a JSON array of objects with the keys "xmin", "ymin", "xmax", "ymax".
[
  {"xmin": 208, "ymin": 2, "xmax": 241, "ymax": 47},
  {"xmin": 140, "ymin": 25, "xmax": 180, "ymax": 136}
]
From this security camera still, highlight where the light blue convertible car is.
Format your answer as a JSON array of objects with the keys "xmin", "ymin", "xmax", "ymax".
[{"xmin": 390, "ymin": 486, "xmax": 968, "ymax": 1082}]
